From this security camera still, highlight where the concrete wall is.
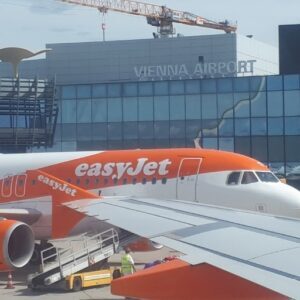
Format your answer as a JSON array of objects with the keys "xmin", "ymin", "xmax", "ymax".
[
  {"xmin": 236, "ymin": 34, "xmax": 278, "ymax": 76},
  {"xmin": 45, "ymin": 34, "xmax": 237, "ymax": 84},
  {"xmin": 0, "ymin": 34, "xmax": 279, "ymax": 83}
]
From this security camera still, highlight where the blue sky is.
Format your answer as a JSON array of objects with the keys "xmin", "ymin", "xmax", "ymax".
[{"xmin": 0, "ymin": 0, "xmax": 300, "ymax": 52}]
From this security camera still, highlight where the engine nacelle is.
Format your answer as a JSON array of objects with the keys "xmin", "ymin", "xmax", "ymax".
[
  {"xmin": 0, "ymin": 219, "xmax": 34, "ymax": 269},
  {"xmin": 126, "ymin": 237, "xmax": 163, "ymax": 252}
]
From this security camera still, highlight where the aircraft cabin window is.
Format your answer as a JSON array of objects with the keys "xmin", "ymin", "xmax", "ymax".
[
  {"xmin": 152, "ymin": 178, "xmax": 157, "ymax": 184},
  {"xmin": 227, "ymin": 172, "xmax": 241, "ymax": 185},
  {"xmin": 85, "ymin": 178, "xmax": 90, "ymax": 185},
  {"xmin": 256, "ymin": 172, "xmax": 279, "ymax": 183},
  {"xmin": 241, "ymin": 172, "xmax": 258, "ymax": 184},
  {"xmin": 95, "ymin": 178, "xmax": 99, "ymax": 184},
  {"xmin": 113, "ymin": 178, "xmax": 118, "ymax": 185},
  {"xmin": 142, "ymin": 178, "xmax": 147, "ymax": 185},
  {"xmin": 32, "ymin": 180, "xmax": 36, "ymax": 185},
  {"xmin": 162, "ymin": 178, "xmax": 167, "ymax": 184},
  {"xmin": 123, "ymin": 178, "xmax": 127, "ymax": 185},
  {"xmin": 104, "ymin": 178, "xmax": 109, "ymax": 185},
  {"xmin": 132, "ymin": 178, "xmax": 137, "ymax": 185}
]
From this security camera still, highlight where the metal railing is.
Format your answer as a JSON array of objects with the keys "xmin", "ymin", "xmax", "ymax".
[
  {"xmin": 0, "ymin": 77, "xmax": 58, "ymax": 149},
  {"xmin": 40, "ymin": 228, "xmax": 119, "ymax": 273}
]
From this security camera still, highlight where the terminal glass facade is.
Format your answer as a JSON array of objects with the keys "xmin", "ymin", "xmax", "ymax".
[
  {"xmin": 51, "ymin": 74, "xmax": 300, "ymax": 176},
  {"xmin": 0, "ymin": 78, "xmax": 57, "ymax": 152}
]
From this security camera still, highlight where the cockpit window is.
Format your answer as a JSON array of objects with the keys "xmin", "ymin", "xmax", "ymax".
[
  {"xmin": 256, "ymin": 171, "xmax": 279, "ymax": 183},
  {"xmin": 227, "ymin": 172, "xmax": 241, "ymax": 185},
  {"xmin": 241, "ymin": 172, "xmax": 258, "ymax": 184}
]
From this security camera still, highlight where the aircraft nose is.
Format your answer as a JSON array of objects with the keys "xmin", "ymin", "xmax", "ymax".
[{"xmin": 277, "ymin": 183, "xmax": 300, "ymax": 218}]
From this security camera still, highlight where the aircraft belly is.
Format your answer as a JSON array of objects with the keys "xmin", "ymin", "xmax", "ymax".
[
  {"xmin": 0, "ymin": 197, "xmax": 52, "ymax": 240},
  {"xmin": 0, "ymin": 197, "xmax": 51, "ymax": 213},
  {"xmin": 98, "ymin": 178, "xmax": 177, "ymax": 199}
]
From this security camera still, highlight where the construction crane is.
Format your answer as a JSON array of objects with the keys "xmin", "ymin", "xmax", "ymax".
[{"xmin": 58, "ymin": 0, "xmax": 237, "ymax": 39}]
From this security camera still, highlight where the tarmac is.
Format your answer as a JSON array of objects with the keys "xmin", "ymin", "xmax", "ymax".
[{"xmin": 0, "ymin": 246, "xmax": 180, "ymax": 300}]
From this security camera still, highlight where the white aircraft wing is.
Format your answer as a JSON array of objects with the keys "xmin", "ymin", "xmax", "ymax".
[{"xmin": 64, "ymin": 196, "xmax": 300, "ymax": 298}]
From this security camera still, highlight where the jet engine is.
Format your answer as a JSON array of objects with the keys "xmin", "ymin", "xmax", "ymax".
[
  {"xmin": 126, "ymin": 237, "xmax": 163, "ymax": 252},
  {"xmin": 0, "ymin": 219, "xmax": 34, "ymax": 269}
]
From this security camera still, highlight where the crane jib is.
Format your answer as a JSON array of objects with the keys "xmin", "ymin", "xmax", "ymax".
[{"xmin": 58, "ymin": 0, "xmax": 237, "ymax": 36}]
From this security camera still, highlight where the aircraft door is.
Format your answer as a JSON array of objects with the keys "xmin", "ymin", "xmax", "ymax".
[{"xmin": 176, "ymin": 158, "xmax": 202, "ymax": 201}]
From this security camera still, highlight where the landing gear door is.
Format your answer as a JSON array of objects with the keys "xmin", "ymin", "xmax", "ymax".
[{"xmin": 176, "ymin": 158, "xmax": 202, "ymax": 201}]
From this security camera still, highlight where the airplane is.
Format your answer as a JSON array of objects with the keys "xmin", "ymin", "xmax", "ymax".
[{"xmin": 0, "ymin": 148, "xmax": 300, "ymax": 296}]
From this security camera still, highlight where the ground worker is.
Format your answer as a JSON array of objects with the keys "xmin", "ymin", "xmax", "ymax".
[{"xmin": 121, "ymin": 247, "xmax": 136, "ymax": 276}]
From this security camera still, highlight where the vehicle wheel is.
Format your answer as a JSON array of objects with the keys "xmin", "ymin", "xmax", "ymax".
[
  {"xmin": 30, "ymin": 244, "xmax": 42, "ymax": 265},
  {"xmin": 72, "ymin": 277, "xmax": 82, "ymax": 292},
  {"xmin": 112, "ymin": 268, "xmax": 122, "ymax": 279}
]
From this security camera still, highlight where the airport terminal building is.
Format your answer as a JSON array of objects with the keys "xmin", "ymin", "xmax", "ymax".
[{"xmin": 1, "ymin": 32, "xmax": 300, "ymax": 177}]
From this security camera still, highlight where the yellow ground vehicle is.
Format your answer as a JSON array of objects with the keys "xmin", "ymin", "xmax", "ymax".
[{"xmin": 66, "ymin": 269, "xmax": 112, "ymax": 291}]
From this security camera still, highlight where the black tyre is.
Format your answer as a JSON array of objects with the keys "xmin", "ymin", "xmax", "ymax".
[
  {"xmin": 112, "ymin": 269, "xmax": 122, "ymax": 279},
  {"xmin": 72, "ymin": 277, "xmax": 82, "ymax": 292}
]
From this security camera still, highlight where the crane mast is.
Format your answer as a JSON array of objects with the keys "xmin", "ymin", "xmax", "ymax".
[{"xmin": 58, "ymin": 0, "xmax": 237, "ymax": 38}]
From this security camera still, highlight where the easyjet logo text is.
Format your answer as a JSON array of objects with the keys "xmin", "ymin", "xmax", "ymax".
[
  {"xmin": 75, "ymin": 158, "xmax": 171, "ymax": 179},
  {"xmin": 38, "ymin": 174, "xmax": 77, "ymax": 196}
]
